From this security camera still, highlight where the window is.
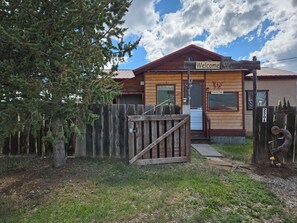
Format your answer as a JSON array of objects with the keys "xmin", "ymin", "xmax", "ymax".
[
  {"xmin": 157, "ymin": 85, "xmax": 175, "ymax": 105},
  {"xmin": 208, "ymin": 92, "xmax": 238, "ymax": 111},
  {"xmin": 246, "ymin": 90, "xmax": 268, "ymax": 110}
]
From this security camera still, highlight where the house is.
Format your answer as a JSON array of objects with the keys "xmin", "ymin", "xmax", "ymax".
[
  {"xmin": 244, "ymin": 67, "xmax": 297, "ymax": 135},
  {"xmin": 115, "ymin": 44, "xmax": 258, "ymax": 144}
]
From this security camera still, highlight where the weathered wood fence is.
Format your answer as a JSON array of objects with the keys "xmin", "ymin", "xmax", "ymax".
[
  {"xmin": 253, "ymin": 106, "xmax": 297, "ymax": 164},
  {"xmin": 1, "ymin": 104, "xmax": 191, "ymax": 164}
]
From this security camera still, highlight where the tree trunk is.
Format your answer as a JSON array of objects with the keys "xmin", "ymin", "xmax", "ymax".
[{"xmin": 52, "ymin": 119, "xmax": 66, "ymax": 168}]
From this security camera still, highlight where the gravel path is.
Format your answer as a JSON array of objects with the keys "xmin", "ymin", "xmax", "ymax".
[{"xmin": 249, "ymin": 164, "xmax": 297, "ymax": 217}]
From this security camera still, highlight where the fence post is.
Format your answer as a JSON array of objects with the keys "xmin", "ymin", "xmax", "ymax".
[
  {"xmin": 286, "ymin": 107, "xmax": 296, "ymax": 161},
  {"xmin": 127, "ymin": 105, "xmax": 136, "ymax": 161},
  {"xmin": 118, "ymin": 104, "xmax": 127, "ymax": 159},
  {"xmin": 75, "ymin": 123, "xmax": 86, "ymax": 157}
]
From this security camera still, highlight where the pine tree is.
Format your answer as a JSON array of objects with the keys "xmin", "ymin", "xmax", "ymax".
[{"xmin": 0, "ymin": 0, "xmax": 139, "ymax": 167}]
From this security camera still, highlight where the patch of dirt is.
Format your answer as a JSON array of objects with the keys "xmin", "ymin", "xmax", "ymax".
[
  {"xmin": 207, "ymin": 158, "xmax": 297, "ymax": 217},
  {"xmin": 0, "ymin": 157, "xmax": 100, "ymax": 208}
]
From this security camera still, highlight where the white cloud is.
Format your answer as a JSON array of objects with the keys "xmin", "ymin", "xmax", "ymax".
[
  {"xmin": 123, "ymin": 0, "xmax": 297, "ymax": 72},
  {"xmin": 124, "ymin": 0, "xmax": 159, "ymax": 35},
  {"xmin": 249, "ymin": 0, "xmax": 297, "ymax": 72}
]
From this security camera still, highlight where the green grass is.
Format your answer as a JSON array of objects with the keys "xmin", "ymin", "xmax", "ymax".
[
  {"xmin": 0, "ymin": 151, "xmax": 295, "ymax": 223},
  {"xmin": 213, "ymin": 137, "xmax": 253, "ymax": 162}
]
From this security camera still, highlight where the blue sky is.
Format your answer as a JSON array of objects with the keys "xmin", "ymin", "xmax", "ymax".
[{"xmin": 119, "ymin": 0, "xmax": 297, "ymax": 72}]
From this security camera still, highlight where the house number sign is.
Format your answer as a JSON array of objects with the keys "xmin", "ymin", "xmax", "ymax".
[{"xmin": 262, "ymin": 107, "xmax": 267, "ymax": 123}]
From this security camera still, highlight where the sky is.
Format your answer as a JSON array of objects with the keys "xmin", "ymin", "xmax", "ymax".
[{"xmin": 118, "ymin": 0, "xmax": 297, "ymax": 72}]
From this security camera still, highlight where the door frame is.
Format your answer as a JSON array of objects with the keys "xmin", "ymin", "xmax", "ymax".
[{"xmin": 182, "ymin": 80, "xmax": 206, "ymax": 132}]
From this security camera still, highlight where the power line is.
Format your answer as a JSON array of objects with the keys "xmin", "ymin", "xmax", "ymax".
[
  {"xmin": 263, "ymin": 56, "xmax": 297, "ymax": 65},
  {"xmin": 275, "ymin": 56, "xmax": 297, "ymax": 62}
]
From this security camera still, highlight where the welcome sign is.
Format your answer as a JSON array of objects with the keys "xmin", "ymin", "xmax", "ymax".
[{"xmin": 196, "ymin": 61, "xmax": 221, "ymax": 70}]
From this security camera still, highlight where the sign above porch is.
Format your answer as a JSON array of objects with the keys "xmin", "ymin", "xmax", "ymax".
[{"xmin": 196, "ymin": 61, "xmax": 221, "ymax": 70}]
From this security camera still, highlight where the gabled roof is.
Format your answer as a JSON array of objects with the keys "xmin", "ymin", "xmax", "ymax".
[
  {"xmin": 245, "ymin": 67, "xmax": 297, "ymax": 79},
  {"xmin": 133, "ymin": 44, "xmax": 223, "ymax": 75},
  {"xmin": 105, "ymin": 69, "xmax": 135, "ymax": 80}
]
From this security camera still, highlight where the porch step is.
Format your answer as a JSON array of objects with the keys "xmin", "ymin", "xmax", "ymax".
[
  {"xmin": 191, "ymin": 131, "xmax": 210, "ymax": 143},
  {"xmin": 191, "ymin": 137, "xmax": 210, "ymax": 144}
]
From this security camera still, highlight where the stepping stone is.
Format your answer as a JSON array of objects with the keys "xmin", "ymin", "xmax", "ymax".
[{"xmin": 192, "ymin": 144, "xmax": 223, "ymax": 157}]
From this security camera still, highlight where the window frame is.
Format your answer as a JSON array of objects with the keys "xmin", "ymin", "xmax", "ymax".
[
  {"xmin": 207, "ymin": 91, "xmax": 239, "ymax": 112},
  {"xmin": 156, "ymin": 84, "xmax": 176, "ymax": 106},
  {"xmin": 246, "ymin": 90, "xmax": 269, "ymax": 110}
]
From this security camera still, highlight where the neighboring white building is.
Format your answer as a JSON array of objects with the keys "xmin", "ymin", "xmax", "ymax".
[{"xmin": 245, "ymin": 67, "xmax": 297, "ymax": 135}]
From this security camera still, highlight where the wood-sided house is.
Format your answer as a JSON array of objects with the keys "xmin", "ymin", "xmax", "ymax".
[{"xmin": 116, "ymin": 44, "xmax": 255, "ymax": 144}]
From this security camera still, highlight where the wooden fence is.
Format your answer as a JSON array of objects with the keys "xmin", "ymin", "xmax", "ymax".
[
  {"xmin": 1, "ymin": 104, "xmax": 191, "ymax": 164},
  {"xmin": 253, "ymin": 106, "xmax": 297, "ymax": 164}
]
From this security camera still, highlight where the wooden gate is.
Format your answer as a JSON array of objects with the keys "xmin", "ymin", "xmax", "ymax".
[{"xmin": 128, "ymin": 114, "xmax": 191, "ymax": 165}]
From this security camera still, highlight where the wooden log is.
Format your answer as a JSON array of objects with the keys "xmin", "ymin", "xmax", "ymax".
[
  {"xmin": 166, "ymin": 120, "xmax": 173, "ymax": 158},
  {"xmin": 158, "ymin": 120, "xmax": 165, "ymax": 158},
  {"xmin": 127, "ymin": 105, "xmax": 136, "ymax": 160},
  {"xmin": 267, "ymin": 106, "xmax": 275, "ymax": 158},
  {"xmin": 180, "ymin": 122, "xmax": 186, "ymax": 156},
  {"xmin": 286, "ymin": 107, "xmax": 296, "ymax": 161},
  {"xmin": 151, "ymin": 120, "xmax": 158, "ymax": 158},
  {"xmin": 293, "ymin": 113, "xmax": 297, "ymax": 163},
  {"xmin": 103, "ymin": 105, "xmax": 110, "ymax": 157},
  {"xmin": 97, "ymin": 105, "xmax": 103, "ymax": 157},
  {"xmin": 127, "ymin": 114, "xmax": 188, "ymax": 122},
  {"xmin": 75, "ymin": 122, "xmax": 86, "ymax": 157},
  {"xmin": 134, "ymin": 156, "xmax": 188, "ymax": 165},
  {"xmin": 174, "ymin": 120, "xmax": 180, "ymax": 157},
  {"xmin": 135, "ymin": 104, "xmax": 144, "ymax": 159},
  {"xmin": 86, "ymin": 124, "xmax": 93, "ymax": 157},
  {"xmin": 259, "ymin": 107, "xmax": 268, "ymax": 162},
  {"xmin": 186, "ymin": 115, "xmax": 191, "ymax": 161},
  {"xmin": 108, "ymin": 104, "xmax": 114, "ymax": 157},
  {"xmin": 118, "ymin": 104, "xmax": 127, "ymax": 159},
  {"xmin": 93, "ymin": 105, "xmax": 101, "ymax": 157},
  {"xmin": 113, "ymin": 105, "xmax": 120, "ymax": 158},
  {"xmin": 142, "ymin": 106, "xmax": 153, "ymax": 159},
  {"xmin": 135, "ymin": 120, "xmax": 143, "ymax": 158},
  {"xmin": 253, "ymin": 107, "xmax": 263, "ymax": 163}
]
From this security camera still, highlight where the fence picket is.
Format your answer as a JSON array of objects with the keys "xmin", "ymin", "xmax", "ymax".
[{"xmin": 118, "ymin": 104, "xmax": 126, "ymax": 159}]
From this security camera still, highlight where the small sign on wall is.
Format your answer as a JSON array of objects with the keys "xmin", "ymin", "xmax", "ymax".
[
  {"xmin": 262, "ymin": 107, "xmax": 267, "ymax": 123},
  {"xmin": 211, "ymin": 90, "xmax": 224, "ymax": 94}
]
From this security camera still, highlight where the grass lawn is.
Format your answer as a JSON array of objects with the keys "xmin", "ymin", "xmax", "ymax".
[
  {"xmin": 1, "ymin": 148, "xmax": 296, "ymax": 223},
  {"xmin": 213, "ymin": 137, "xmax": 253, "ymax": 162}
]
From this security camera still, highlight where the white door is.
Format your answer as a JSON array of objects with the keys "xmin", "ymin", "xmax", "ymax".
[
  {"xmin": 187, "ymin": 82, "xmax": 203, "ymax": 130},
  {"xmin": 190, "ymin": 108, "xmax": 203, "ymax": 130}
]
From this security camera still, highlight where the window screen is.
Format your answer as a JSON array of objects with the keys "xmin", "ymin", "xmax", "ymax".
[
  {"xmin": 246, "ymin": 90, "xmax": 268, "ymax": 110},
  {"xmin": 208, "ymin": 92, "xmax": 238, "ymax": 111}
]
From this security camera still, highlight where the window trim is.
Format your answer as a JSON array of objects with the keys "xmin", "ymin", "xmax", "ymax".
[
  {"xmin": 207, "ymin": 91, "xmax": 239, "ymax": 112},
  {"xmin": 246, "ymin": 90, "xmax": 269, "ymax": 110},
  {"xmin": 156, "ymin": 84, "xmax": 176, "ymax": 105}
]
